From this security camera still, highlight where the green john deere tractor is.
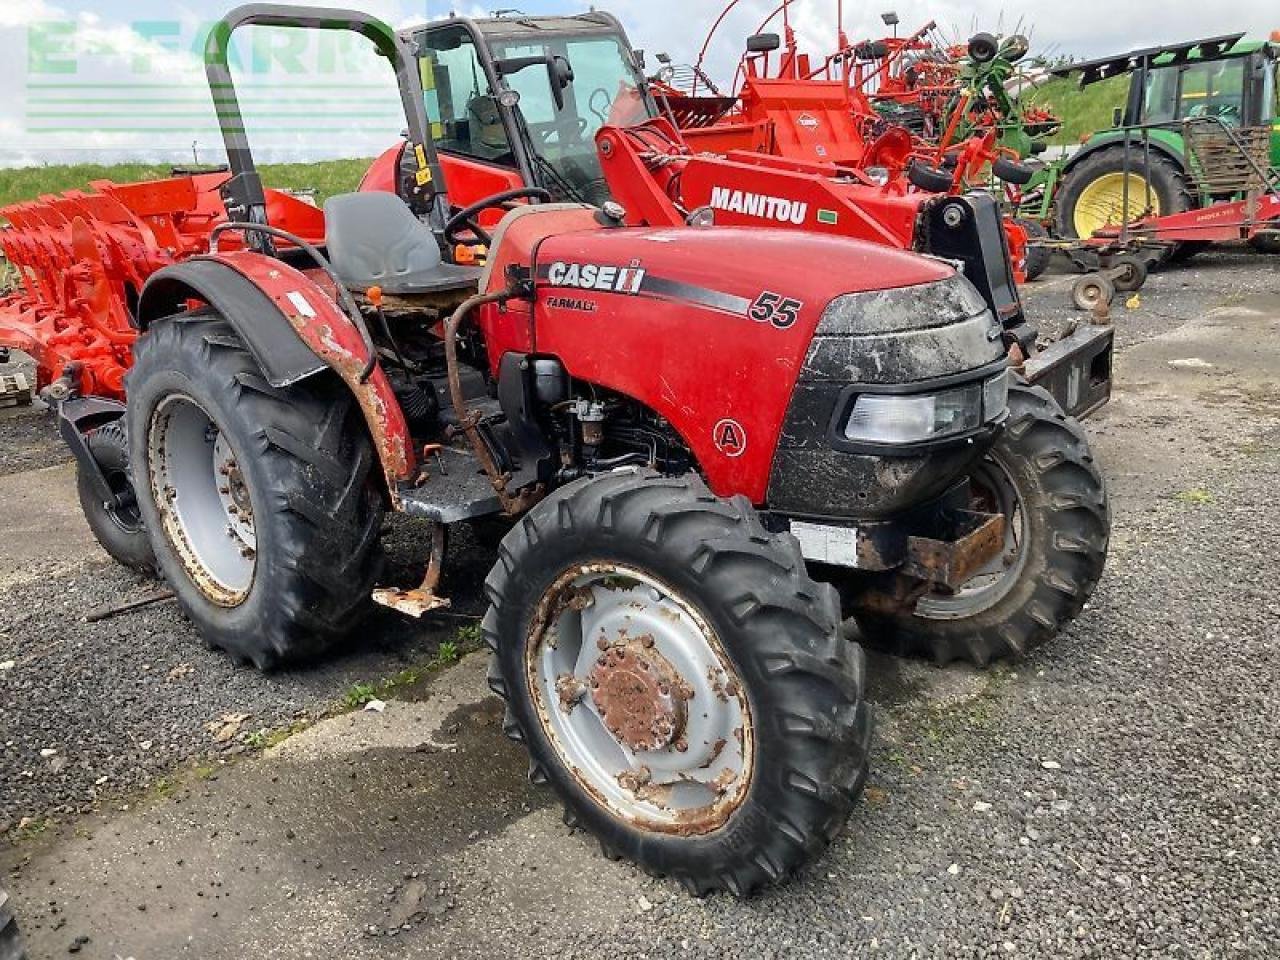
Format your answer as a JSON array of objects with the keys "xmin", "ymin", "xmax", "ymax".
[{"xmin": 1044, "ymin": 32, "xmax": 1280, "ymax": 261}]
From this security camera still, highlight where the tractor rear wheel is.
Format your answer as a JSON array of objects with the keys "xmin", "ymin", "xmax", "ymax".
[
  {"xmin": 1055, "ymin": 146, "xmax": 1194, "ymax": 269},
  {"xmin": 126, "ymin": 313, "xmax": 384, "ymax": 670},
  {"xmin": 0, "ymin": 887, "xmax": 25, "ymax": 960},
  {"xmin": 77, "ymin": 421, "xmax": 156, "ymax": 576},
  {"xmin": 485, "ymin": 470, "xmax": 870, "ymax": 897},
  {"xmin": 855, "ymin": 384, "xmax": 1109, "ymax": 665}
]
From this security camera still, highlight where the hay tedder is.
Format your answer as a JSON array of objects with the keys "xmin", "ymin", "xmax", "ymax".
[
  {"xmin": 644, "ymin": 2, "xmax": 1060, "ymax": 279},
  {"xmin": 0, "ymin": 4, "xmax": 1111, "ymax": 896}
]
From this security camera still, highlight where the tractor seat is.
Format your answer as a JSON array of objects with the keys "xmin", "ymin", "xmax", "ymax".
[{"xmin": 324, "ymin": 192, "xmax": 481, "ymax": 296}]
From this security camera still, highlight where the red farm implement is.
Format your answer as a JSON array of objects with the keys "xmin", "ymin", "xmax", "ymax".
[{"xmin": 0, "ymin": 173, "xmax": 324, "ymax": 401}]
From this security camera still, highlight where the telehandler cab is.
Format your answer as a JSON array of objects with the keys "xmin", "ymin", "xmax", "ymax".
[{"xmin": 3, "ymin": 5, "xmax": 1109, "ymax": 895}]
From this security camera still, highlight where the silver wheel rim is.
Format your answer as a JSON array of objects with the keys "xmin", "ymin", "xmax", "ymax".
[
  {"xmin": 148, "ymin": 394, "xmax": 257, "ymax": 606},
  {"xmin": 916, "ymin": 456, "xmax": 1027, "ymax": 619},
  {"xmin": 525, "ymin": 564, "xmax": 753, "ymax": 835}
]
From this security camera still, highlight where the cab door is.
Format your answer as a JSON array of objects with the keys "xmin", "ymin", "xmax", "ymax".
[{"xmin": 416, "ymin": 24, "xmax": 527, "ymax": 218}]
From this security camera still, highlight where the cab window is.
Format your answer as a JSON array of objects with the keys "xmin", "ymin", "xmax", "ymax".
[
  {"xmin": 419, "ymin": 27, "xmax": 515, "ymax": 165},
  {"xmin": 1145, "ymin": 59, "xmax": 1247, "ymax": 125}
]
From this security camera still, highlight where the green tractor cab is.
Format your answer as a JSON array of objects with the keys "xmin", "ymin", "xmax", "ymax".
[{"xmin": 1048, "ymin": 32, "xmax": 1279, "ymax": 259}]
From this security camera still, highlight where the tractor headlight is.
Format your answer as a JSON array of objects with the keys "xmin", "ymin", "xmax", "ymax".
[{"xmin": 843, "ymin": 370, "xmax": 1008, "ymax": 445}]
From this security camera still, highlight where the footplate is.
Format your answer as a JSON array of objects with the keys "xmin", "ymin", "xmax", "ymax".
[{"xmin": 1023, "ymin": 323, "xmax": 1113, "ymax": 420}]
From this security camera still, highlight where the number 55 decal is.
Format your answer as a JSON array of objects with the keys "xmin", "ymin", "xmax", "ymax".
[{"xmin": 749, "ymin": 291, "xmax": 803, "ymax": 329}]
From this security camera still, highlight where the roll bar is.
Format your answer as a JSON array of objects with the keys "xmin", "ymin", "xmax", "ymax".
[{"xmin": 204, "ymin": 4, "xmax": 447, "ymax": 252}]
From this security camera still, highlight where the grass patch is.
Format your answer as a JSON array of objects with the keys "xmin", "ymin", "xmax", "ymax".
[
  {"xmin": 1174, "ymin": 487, "xmax": 1215, "ymax": 506},
  {"xmin": 8, "ymin": 816, "xmax": 53, "ymax": 843},
  {"xmin": 0, "ymin": 157, "xmax": 374, "ymax": 208},
  {"xmin": 1027, "ymin": 75, "xmax": 1129, "ymax": 145},
  {"xmin": 339, "ymin": 624, "xmax": 484, "ymax": 712},
  {"xmin": 914, "ymin": 665, "xmax": 1013, "ymax": 747}
]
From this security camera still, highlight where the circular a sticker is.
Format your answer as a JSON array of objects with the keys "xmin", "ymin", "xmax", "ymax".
[{"xmin": 713, "ymin": 419, "xmax": 748, "ymax": 458}]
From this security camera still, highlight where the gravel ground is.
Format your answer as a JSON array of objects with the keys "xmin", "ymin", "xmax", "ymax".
[
  {"xmin": 2, "ymin": 252, "xmax": 1278, "ymax": 958},
  {"xmin": 0, "ymin": 507, "xmax": 492, "ymax": 833}
]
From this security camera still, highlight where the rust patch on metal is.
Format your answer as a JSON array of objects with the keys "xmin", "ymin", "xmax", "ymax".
[
  {"xmin": 524, "ymin": 563, "xmax": 756, "ymax": 838},
  {"xmin": 901, "ymin": 510, "xmax": 1005, "ymax": 590},
  {"xmin": 589, "ymin": 638, "xmax": 689, "ymax": 753},
  {"xmin": 555, "ymin": 674, "xmax": 587, "ymax": 713},
  {"xmin": 372, "ymin": 523, "xmax": 450, "ymax": 617}
]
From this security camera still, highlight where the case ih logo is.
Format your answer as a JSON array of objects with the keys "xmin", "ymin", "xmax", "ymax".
[
  {"xmin": 546, "ymin": 261, "xmax": 646, "ymax": 294},
  {"xmin": 709, "ymin": 187, "xmax": 809, "ymax": 226},
  {"xmin": 796, "ymin": 113, "xmax": 820, "ymax": 130}
]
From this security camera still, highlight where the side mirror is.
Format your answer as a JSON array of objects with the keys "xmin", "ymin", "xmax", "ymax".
[
  {"xmin": 747, "ymin": 33, "xmax": 781, "ymax": 54},
  {"xmin": 1112, "ymin": 106, "xmax": 1124, "ymax": 128},
  {"xmin": 632, "ymin": 48, "xmax": 646, "ymax": 71},
  {"xmin": 494, "ymin": 53, "xmax": 576, "ymax": 111}
]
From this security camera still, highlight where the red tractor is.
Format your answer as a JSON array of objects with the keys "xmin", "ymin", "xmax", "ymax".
[{"xmin": 0, "ymin": 4, "xmax": 1110, "ymax": 895}]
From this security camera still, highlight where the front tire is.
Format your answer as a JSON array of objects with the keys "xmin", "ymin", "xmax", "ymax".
[
  {"xmin": 485, "ymin": 470, "xmax": 871, "ymax": 897},
  {"xmin": 855, "ymin": 384, "xmax": 1110, "ymax": 665},
  {"xmin": 126, "ymin": 313, "xmax": 385, "ymax": 669}
]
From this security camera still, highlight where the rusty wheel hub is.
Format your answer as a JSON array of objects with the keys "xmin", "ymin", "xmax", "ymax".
[
  {"xmin": 525, "ymin": 564, "xmax": 754, "ymax": 835},
  {"xmin": 589, "ymin": 638, "xmax": 688, "ymax": 753}
]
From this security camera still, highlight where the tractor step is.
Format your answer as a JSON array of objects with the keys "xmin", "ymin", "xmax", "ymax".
[{"xmin": 398, "ymin": 445, "xmax": 502, "ymax": 524}]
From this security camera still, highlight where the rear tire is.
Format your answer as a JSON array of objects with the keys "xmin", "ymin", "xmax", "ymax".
[
  {"xmin": 1056, "ymin": 146, "xmax": 1194, "ymax": 269},
  {"xmin": 854, "ymin": 384, "xmax": 1109, "ymax": 665},
  {"xmin": 126, "ymin": 313, "xmax": 384, "ymax": 670},
  {"xmin": 77, "ymin": 421, "xmax": 157, "ymax": 576},
  {"xmin": 485, "ymin": 470, "xmax": 871, "ymax": 897},
  {"xmin": 0, "ymin": 888, "xmax": 25, "ymax": 960}
]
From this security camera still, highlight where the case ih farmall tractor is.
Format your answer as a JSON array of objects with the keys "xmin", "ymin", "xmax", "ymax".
[{"xmin": 0, "ymin": 4, "xmax": 1110, "ymax": 895}]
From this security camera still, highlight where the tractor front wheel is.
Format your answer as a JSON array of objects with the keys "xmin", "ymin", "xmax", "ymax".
[
  {"xmin": 77, "ymin": 421, "xmax": 156, "ymax": 576},
  {"xmin": 855, "ymin": 384, "xmax": 1110, "ymax": 665},
  {"xmin": 485, "ymin": 470, "xmax": 870, "ymax": 897},
  {"xmin": 127, "ymin": 313, "xmax": 385, "ymax": 670}
]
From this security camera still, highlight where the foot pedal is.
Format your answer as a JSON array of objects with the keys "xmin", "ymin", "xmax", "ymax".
[{"xmin": 0, "ymin": 373, "xmax": 32, "ymax": 409}]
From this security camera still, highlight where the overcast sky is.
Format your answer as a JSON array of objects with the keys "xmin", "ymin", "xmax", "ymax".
[{"xmin": 0, "ymin": 0, "xmax": 1275, "ymax": 166}]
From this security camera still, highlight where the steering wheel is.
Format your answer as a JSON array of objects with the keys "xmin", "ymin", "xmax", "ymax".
[
  {"xmin": 588, "ymin": 87, "xmax": 614, "ymax": 125},
  {"xmin": 444, "ymin": 187, "xmax": 553, "ymax": 248}
]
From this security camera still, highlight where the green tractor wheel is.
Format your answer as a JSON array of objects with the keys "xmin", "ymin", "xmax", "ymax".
[{"xmin": 1055, "ymin": 146, "xmax": 1195, "ymax": 269}]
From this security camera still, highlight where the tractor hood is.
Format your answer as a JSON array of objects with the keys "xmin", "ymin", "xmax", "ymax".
[
  {"xmin": 538, "ymin": 225, "xmax": 954, "ymax": 304},
  {"xmin": 528, "ymin": 223, "xmax": 979, "ymax": 505}
]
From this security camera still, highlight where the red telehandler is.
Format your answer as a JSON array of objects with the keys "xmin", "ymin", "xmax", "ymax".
[{"xmin": 0, "ymin": 4, "xmax": 1109, "ymax": 895}]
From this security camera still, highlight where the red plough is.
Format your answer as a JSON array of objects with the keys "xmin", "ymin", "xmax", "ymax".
[{"xmin": 0, "ymin": 173, "xmax": 324, "ymax": 400}]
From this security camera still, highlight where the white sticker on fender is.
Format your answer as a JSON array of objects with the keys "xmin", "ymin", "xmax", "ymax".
[
  {"xmin": 286, "ymin": 291, "xmax": 317, "ymax": 318},
  {"xmin": 790, "ymin": 520, "xmax": 862, "ymax": 568}
]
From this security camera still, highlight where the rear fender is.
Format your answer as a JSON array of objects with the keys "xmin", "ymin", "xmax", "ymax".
[
  {"xmin": 1063, "ymin": 132, "xmax": 1188, "ymax": 177},
  {"xmin": 136, "ymin": 253, "xmax": 415, "ymax": 490}
]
